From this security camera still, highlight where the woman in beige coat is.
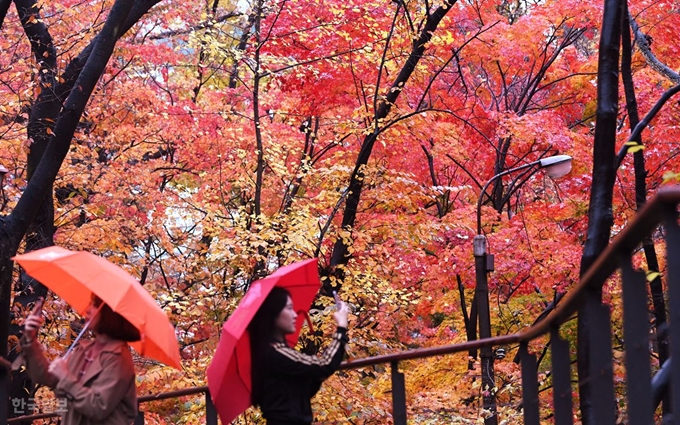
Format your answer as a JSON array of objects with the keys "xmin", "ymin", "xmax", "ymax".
[{"xmin": 21, "ymin": 296, "xmax": 139, "ymax": 425}]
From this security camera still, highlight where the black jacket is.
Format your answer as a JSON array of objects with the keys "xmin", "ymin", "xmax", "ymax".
[{"xmin": 256, "ymin": 327, "xmax": 348, "ymax": 425}]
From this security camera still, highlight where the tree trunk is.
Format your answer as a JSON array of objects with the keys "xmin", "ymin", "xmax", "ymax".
[
  {"xmin": 0, "ymin": 0, "xmax": 156, "ymax": 419},
  {"xmin": 328, "ymin": 0, "xmax": 457, "ymax": 289},
  {"xmin": 620, "ymin": 6, "xmax": 669, "ymax": 414},
  {"xmin": 577, "ymin": 0, "xmax": 623, "ymax": 423}
]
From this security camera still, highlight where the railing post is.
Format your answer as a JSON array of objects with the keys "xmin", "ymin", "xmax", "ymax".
[
  {"xmin": 134, "ymin": 410, "xmax": 144, "ymax": 425},
  {"xmin": 0, "ymin": 369, "xmax": 7, "ymax": 425},
  {"xmin": 519, "ymin": 343, "xmax": 539, "ymax": 425},
  {"xmin": 584, "ymin": 292, "xmax": 615, "ymax": 424},
  {"xmin": 550, "ymin": 328, "xmax": 573, "ymax": 425},
  {"xmin": 390, "ymin": 361, "xmax": 406, "ymax": 425},
  {"xmin": 205, "ymin": 388, "xmax": 218, "ymax": 425},
  {"xmin": 620, "ymin": 254, "xmax": 653, "ymax": 424},
  {"xmin": 665, "ymin": 204, "xmax": 680, "ymax": 416}
]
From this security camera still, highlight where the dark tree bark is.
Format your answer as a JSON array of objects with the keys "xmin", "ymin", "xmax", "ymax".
[
  {"xmin": 0, "ymin": 0, "xmax": 161, "ymax": 420},
  {"xmin": 0, "ymin": 0, "xmax": 138, "ymax": 357},
  {"xmin": 228, "ymin": 12, "xmax": 257, "ymax": 89},
  {"xmin": 9, "ymin": 0, "xmax": 59, "ymax": 344},
  {"xmin": 327, "ymin": 0, "xmax": 458, "ymax": 289},
  {"xmin": 0, "ymin": 0, "xmax": 10, "ymax": 28},
  {"xmin": 576, "ymin": 0, "xmax": 624, "ymax": 423},
  {"xmin": 620, "ymin": 6, "xmax": 669, "ymax": 414}
]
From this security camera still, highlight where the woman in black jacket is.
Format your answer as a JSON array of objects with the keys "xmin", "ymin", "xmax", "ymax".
[{"xmin": 248, "ymin": 286, "xmax": 349, "ymax": 425}]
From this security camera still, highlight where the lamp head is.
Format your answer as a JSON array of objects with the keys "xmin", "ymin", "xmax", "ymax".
[
  {"xmin": 538, "ymin": 154, "xmax": 572, "ymax": 178},
  {"xmin": 0, "ymin": 165, "xmax": 7, "ymax": 183}
]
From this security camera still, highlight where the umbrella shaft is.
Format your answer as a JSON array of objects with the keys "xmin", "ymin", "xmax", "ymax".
[{"xmin": 64, "ymin": 303, "xmax": 104, "ymax": 358}]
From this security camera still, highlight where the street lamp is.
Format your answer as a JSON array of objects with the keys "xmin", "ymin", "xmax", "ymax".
[
  {"xmin": 473, "ymin": 154, "xmax": 572, "ymax": 425},
  {"xmin": 476, "ymin": 155, "xmax": 572, "ymax": 234}
]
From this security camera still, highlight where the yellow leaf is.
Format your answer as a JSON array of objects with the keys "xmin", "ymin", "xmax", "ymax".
[
  {"xmin": 646, "ymin": 271, "xmax": 661, "ymax": 282},
  {"xmin": 663, "ymin": 171, "xmax": 679, "ymax": 182}
]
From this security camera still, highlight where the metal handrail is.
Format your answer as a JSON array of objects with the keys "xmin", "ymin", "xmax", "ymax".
[
  {"xmin": 137, "ymin": 385, "xmax": 208, "ymax": 403},
  {"xmin": 9, "ymin": 186, "xmax": 680, "ymax": 423},
  {"xmin": 7, "ymin": 386, "xmax": 212, "ymax": 423},
  {"xmin": 520, "ymin": 186, "xmax": 680, "ymax": 341}
]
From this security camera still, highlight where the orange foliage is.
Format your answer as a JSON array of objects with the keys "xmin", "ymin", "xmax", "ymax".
[{"xmin": 3, "ymin": 0, "xmax": 680, "ymax": 422}]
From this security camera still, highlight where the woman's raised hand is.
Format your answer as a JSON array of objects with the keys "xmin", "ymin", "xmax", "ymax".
[
  {"xmin": 333, "ymin": 301, "xmax": 349, "ymax": 329},
  {"xmin": 23, "ymin": 311, "xmax": 44, "ymax": 343}
]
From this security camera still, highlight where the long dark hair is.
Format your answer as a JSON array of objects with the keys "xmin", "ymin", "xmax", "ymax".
[{"xmin": 248, "ymin": 286, "xmax": 290, "ymax": 406}]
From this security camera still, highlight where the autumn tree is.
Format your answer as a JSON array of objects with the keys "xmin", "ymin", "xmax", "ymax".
[
  {"xmin": 4, "ymin": 0, "xmax": 680, "ymax": 422},
  {"xmin": 566, "ymin": 0, "xmax": 680, "ymax": 421},
  {"xmin": 0, "ymin": 0, "xmax": 172, "ymax": 418}
]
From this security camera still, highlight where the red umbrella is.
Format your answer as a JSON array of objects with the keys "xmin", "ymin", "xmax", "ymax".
[{"xmin": 207, "ymin": 258, "xmax": 320, "ymax": 424}]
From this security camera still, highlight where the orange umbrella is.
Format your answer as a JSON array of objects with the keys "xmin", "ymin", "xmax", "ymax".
[{"xmin": 12, "ymin": 246, "xmax": 181, "ymax": 369}]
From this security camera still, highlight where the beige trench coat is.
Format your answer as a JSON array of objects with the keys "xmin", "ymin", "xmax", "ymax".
[{"xmin": 20, "ymin": 337, "xmax": 137, "ymax": 425}]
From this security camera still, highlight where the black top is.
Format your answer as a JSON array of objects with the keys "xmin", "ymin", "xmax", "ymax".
[{"xmin": 257, "ymin": 327, "xmax": 348, "ymax": 425}]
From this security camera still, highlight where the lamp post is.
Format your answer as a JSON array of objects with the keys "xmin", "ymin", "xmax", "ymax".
[{"xmin": 474, "ymin": 154, "xmax": 572, "ymax": 425}]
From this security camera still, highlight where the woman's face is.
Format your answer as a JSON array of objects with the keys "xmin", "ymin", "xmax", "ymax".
[
  {"xmin": 274, "ymin": 296, "xmax": 297, "ymax": 335},
  {"xmin": 85, "ymin": 298, "xmax": 101, "ymax": 328}
]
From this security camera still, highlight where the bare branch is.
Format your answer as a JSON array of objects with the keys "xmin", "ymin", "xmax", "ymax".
[
  {"xmin": 629, "ymin": 13, "xmax": 680, "ymax": 84},
  {"xmin": 148, "ymin": 12, "xmax": 241, "ymax": 40}
]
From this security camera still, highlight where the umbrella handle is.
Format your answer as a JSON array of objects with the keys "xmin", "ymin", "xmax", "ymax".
[
  {"xmin": 64, "ymin": 302, "xmax": 104, "ymax": 358},
  {"xmin": 299, "ymin": 310, "xmax": 314, "ymax": 333}
]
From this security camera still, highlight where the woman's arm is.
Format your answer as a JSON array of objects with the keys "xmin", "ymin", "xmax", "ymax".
[
  {"xmin": 19, "ymin": 337, "xmax": 60, "ymax": 388},
  {"xmin": 19, "ymin": 313, "xmax": 59, "ymax": 388},
  {"xmin": 270, "ymin": 327, "xmax": 348, "ymax": 380},
  {"xmin": 271, "ymin": 300, "xmax": 349, "ymax": 379}
]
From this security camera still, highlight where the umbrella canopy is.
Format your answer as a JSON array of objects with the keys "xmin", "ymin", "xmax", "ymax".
[
  {"xmin": 12, "ymin": 246, "xmax": 181, "ymax": 369},
  {"xmin": 207, "ymin": 258, "xmax": 320, "ymax": 424}
]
